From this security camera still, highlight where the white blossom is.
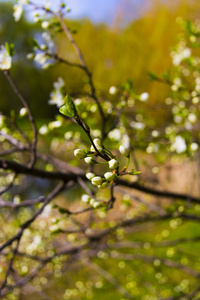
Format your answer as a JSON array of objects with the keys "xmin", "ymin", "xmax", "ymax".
[
  {"xmin": 130, "ymin": 121, "xmax": 145, "ymax": 130},
  {"xmin": 42, "ymin": 32, "xmax": 51, "ymax": 42},
  {"xmin": 140, "ymin": 92, "xmax": 149, "ymax": 102},
  {"xmin": 108, "ymin": 129, "xmax": 121, "ymax": 141},
  {"xmin": 122, "ymin": 134, "xmax": 130, "ymax": 148},
  {"xmin": 81, "ymin": 194, "xmax": 91, "ymax": 203},
  {"xmin": 48, "ymin": 90, "xmax": 64, "ymax": 107},
  {"xmin": 53, "ymin": 77, "xmax": 65, "ymax": 90},
  {"xmin": 27, "ymin": 53, "xmax": 35, "ymax": 60},
  {"xmin": 48, "ymin": 78, "xmax": 65, "ymax": 107},
  {"xmin": 41, "ymin": 21, "xmax": 50, "ymax": 29},
  {"xmin": 188, "ymin": 113, "xmax": 197, "ymax": 123},
  {"xmin": 48, "ymin": 120, "xmax": 62, "ymax": 129},
  {"xmin": 171, "ymin": 136, "xmax": 186, "ymax": 153},
  {"xmin": 19, "ymin": 107, "xmax": 27, "ymax": 117},
  {"xmin": 19, "ymin": 0, "xmax": 29, "ymax": 4},
  {"xmin": 39, "ymin": 125, "xmax": 49, "ymax": 135},
  {"xmin": 190, "ymin": 143, "xmax": 198, "ymax": 152},
  {"xmin": 151, "ymin": 130, "xmax": 159, "ymax": 138},
  {"xmin": 0, "ymin": 45, "xmax": 12, "ymax": 70},
  {"xmin": 13, "ymin": 0, "xmax": 29, "ymax": 22},
  {"xmin": 13, "ymin": 4, "xmax": 23, "ymax": 21},
  {"xmin": 109, "ymin": 86, "xmax": 117, "ymax": 95},
  {"xmin": 44, "ymin": 0, "xmax": 51, "ymax": 9},
  {"xmin": 34, "ymin": 52, "xmax": 48, "ymax": 65}
]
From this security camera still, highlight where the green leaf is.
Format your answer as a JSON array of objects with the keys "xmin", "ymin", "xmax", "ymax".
[
  {"xmin": 162, "ymin": 69, "xmax": 170, "ymax": 80},
  {"xmin": 5, "ymin": 43, "xmax": 14, "ymax": 56},
  {"xmin": 59, "ymin": 105, "xmax": 73, "ymax": 117},
  {"xmin": 51, "ymin": 228, "xmax": 63, "ymax": 235},
  {"xmin": 59, "ymin": 207, "xmax": 70, "ymax": 214},
  {"xmin": 147, "ymin": 72, "xmax": 159, "ymax": 81},
  {"xmin": 5, "ymin": 42, "xmax": 10, "ymax": 55},
  {"xmin": 59, "ymin": 94, "xmax": 78, "ymax": 118}
]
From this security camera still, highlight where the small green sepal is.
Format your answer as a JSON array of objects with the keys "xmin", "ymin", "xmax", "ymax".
[{"xmin": 130, "ymin": 169, "xmax": 141, "ymax": 175}]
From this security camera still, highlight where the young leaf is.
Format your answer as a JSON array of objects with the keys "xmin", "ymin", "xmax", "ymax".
[
  {"xmin": 147, "ymin": 72, "xmax": 159, "ymax": 81},
  {"xmin": 64, "ymin": 93, "xmax": 78, "ymax": 118},
  {"xmin": 59, "ymin": 105, "xmax": 73, "ymax": 117}
]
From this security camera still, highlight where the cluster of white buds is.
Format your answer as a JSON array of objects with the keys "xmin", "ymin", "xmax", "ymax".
[
  {"xmin": 85, "ymin": 171, "xmax": 116, "ymax": 189},
  {"xmin": 81, "ymin": 194, "xmax": 102, "ymax": 208}
]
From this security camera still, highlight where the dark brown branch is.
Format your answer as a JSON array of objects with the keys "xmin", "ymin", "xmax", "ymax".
[
  {"xmin": 0, "ymin": 196, "xmax": 44, "ymax": 208},
  {"xmin": 0, "ymin": 157, "xmax": 199, "ymax": 204}
]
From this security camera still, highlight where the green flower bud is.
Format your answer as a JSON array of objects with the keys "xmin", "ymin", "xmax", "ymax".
[
  {"xmin": 104, "ymin": 172, "xmax": 115, "ymax": 181},
  {"xmin": 74, "ymin": 149, "xmax": 86, "ymax": 159},
  {"xmin": 90, "ymin": 198, "xmax": 96, "ymax": 205},
  {"xmin": 91, "ymin": 176, "xmax": 103, "ymax": 186},
  {"xmin": 99, "ymin": 181, "xmax": 108, "ymax": 189},
  {"xmin": 93, "ymin": 201, "xmax": 101, "ymax": 208},
  {"xmin": 84, "ymin": 157, "xmax": 96, "ymax": 164},
  {"xmin": 119, "ymin": 145, "xmax": 130, "ymax": 157}
]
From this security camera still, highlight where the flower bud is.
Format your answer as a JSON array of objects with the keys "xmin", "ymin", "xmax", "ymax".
[
  {"xmin": 140, "ymin": 92, "xmax": 149, "ymax": 102},
  {"xmin": 90, "ymin": 198, "xmax": 96, "ymax": 205},
  {"xmin": 99, "ymin": 181, "xmax": 108, "ymax": 189},
  {"xmin": 81, "ymin": 194, "xmax": 91, "ymax": 203},
  {"xmin": 119, "ymin": 145, "xmax": 130, "ymax": 157},
  {"xmin": 93, "ymin": 201, "xmax": 101, "ymax": 208},
  {"xmin": 84, "ymin": 157, "xmax": 96, "ymax": 164},
  {"xmin": 93, "ymin": 138, "xmax": 103, "ymax": 152},
  {"xmin": 74, "ymin": 149, "xmax": 86, "ymax": 159},
  {"xmin": 91, "ymin": 176, "xmax": 103, "ymax": 186},
  {"xmin": 19, "ymin": 107, "xmax": 27, "ymax": 117},
  {"xmin": 86, "ymin": 172, "xmax": 95, "ymax": 180},
  {"xmin": 90, "ymin": 145, "xmax": 95, "ymax": 152},
  {"xmin": 41, "ymin": 21, "xmax": 50, "ymax": 29},
  {"xmin": 104, "ymin": 172, "xmax": 115, "ymax": 181},
  {"xmin": 108, "ymin": 159, "xmax": 118, "ymax": 169}
]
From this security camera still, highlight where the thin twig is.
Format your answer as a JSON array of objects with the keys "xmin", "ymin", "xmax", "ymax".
[{"xmin": 3, "ymin": 70, "xmax": 37, "ymax": 168}]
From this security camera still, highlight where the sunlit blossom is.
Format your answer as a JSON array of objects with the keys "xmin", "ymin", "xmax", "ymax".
[{"xmin": 0, "ymin": 45, "xmax": 12, "ymax": 70}]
